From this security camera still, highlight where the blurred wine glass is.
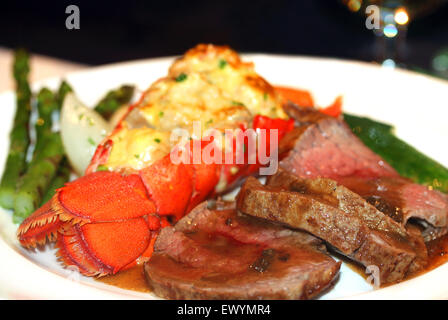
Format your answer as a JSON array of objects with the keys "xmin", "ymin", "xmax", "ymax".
[{"xmin": 341, "ymin": 0, "xmax": 448, "ymax": 68}]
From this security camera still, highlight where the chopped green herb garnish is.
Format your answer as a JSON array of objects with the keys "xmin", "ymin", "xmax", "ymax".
[
  {"xmin": 263, "ymin": 93, "xmax": 268, "ymax": 101},
  {"xmin": 88, "ymin": 137, "xmax": 96, "ymax": 146},
  {"xmin": 134, "ymin": 154, "xmax": 141, "ymax": 159},
  {"xmin": 96, "ymin": 165, "xmax": 109, "ymax": 172},
  {"xmin": 154, "ymin": 138, "xmax": 161, "ymax": 143},
  {"xmin": 205, "ymin": 119, "xmax": 213, "ymax": 126},
  {"xmin": 219, "ymin": 59, "xmax": 227, "ymax": 69},
  {"xmin": 159, "ymin": 111, "xmax": 164, "ymax": 117},
  {"xmin": 175, "ymin": 73, "xmax": 187, "ymax": 82},
  {"xmin": 231, "ymin": 101, "xmax": 244, "ymax": 106},
  {"xmin": 83, "ymin": 116, "xmax": 95, "ymax": 126}
]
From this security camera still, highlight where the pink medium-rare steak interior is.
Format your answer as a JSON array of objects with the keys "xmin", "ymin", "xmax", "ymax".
[{"xmin": 279, "ymin": 103, "xmax": 448, "ymax": 235}]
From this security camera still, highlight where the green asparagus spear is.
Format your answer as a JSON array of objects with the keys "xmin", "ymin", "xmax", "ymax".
[
  {"xmin": 40, "ymin": 157, "xmax": 71, "ymax": 205},
  {"xmin": 57, "ymin": 80, "xmax": 73, "ymax": 107},
  {"xmin": 39, "ymin": 81, "xmax": 74, "ymax": 205},
  {"xmin": 0, "ymin": 49, "xmax": 32, "ymax": 210},
  {"xmin": 33, "ymin": 88, "xmax": 59, "ymax": 156},
  {"xmin": 13, "ymin": 90, "xmax": 65, "ymax": 223},
  {"xmin": 344, "ymin": 113, "xmax": 448, "ymax": 192},
  {"xmin": 94, "ymin": 85, "xmax": 135, "ymax": 119}
]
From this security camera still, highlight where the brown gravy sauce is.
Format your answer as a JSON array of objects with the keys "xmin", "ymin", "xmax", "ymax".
[
  {"xmin": 344, "ymin": 233, "xmax": 448, "ymax": 287},
  {"xmin": 97, "ymin": 265, "xmax": 150, "ymax": 293},
  {"xmin": 423, "ymin": 233, "xmax": 448, "ymax": 272},
  {"xmin": 96, "ymin": 233, "xmax": 448, "ymax": 292}
]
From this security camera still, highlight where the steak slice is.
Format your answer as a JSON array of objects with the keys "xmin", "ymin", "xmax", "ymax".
[
  {"xmin": 339, "ymin": 176, "xmax": 448, "ymax": 241},
  {"xmin": 144, "ymin": 201, "xmax": 341, "ymax": 300},
  {"xmin": 279, "ymin": 103, "xmax": 448, "ymax": 238},
  {"xmin": 279, "ymin": 103, "xmax": 398, "ymax": 180},
  {"xmin": 236, "ymin": 172, "xmax": 428, "ymax": 284}
]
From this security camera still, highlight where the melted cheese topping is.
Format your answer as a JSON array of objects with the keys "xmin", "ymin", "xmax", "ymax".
[
  {"xmin": 103, "ymin": 44, "xmax": 286, "ymax": 171},
  {"xmin": 105, "ymin": 125, "xmax": 171, "ymax": 170}
]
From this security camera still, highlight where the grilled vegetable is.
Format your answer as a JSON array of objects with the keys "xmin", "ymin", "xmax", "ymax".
[
  {"xmin": 60, "ymin": 93, "xmax": 111, "ymax": 175},
  {"xmin": 94, "ymin": 85, "xmax": 135, "ymax": 120},
  {"xmin": 57, "ymin": 80, "xmax": 73, "ymax": 107},
  {"xmin": 344, "ymin": 113, "xmax": 448, "ymax": 192},
  {"xmin": 0, "ymin": 49, "xmax": 32, "ymax": 210}
]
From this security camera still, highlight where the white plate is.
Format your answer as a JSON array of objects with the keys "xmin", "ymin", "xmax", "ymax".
[{"xmin": 0, "ymin": 55, "xmax": 447, "ymax": 300}]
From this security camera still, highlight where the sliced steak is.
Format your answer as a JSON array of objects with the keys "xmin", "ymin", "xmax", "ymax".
[
  {"xmin": 339, "ymin": 176, "xmax": 448, "ymax": 241},
  {"xmin": 144, "ymin": 201, "xmax": 341, "ymax": 300},
  {"xmin": 236, "ymin": 172, "xmax": 428, "ymax": 284},
  {"xmin": 279, "ymin": 103, "xmax": 398, "ymax": 180},
  {"xmin": 279, "ymin": 103, "xmax": 448, "ymax": 237}
]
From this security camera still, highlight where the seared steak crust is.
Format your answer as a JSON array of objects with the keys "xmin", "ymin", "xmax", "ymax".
[{"xmin": 237, "ymin": 173, "xmax": 428, "ymax": 284}]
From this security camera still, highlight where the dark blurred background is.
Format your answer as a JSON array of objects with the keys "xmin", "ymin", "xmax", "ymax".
[{"xmin": 1, "ymin": 0, "xmax": 448, "ymax": 71}]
